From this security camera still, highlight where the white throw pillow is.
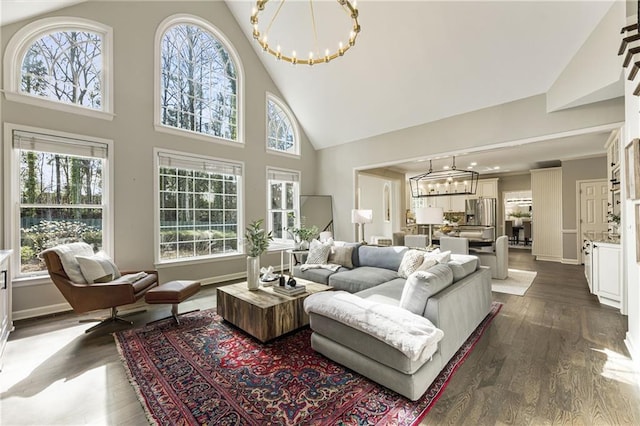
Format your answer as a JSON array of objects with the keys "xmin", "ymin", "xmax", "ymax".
[
  {"xmin": 76, "ymin": 251, "xmax": 121, "ymax": 284},
  {"xmin": 46, "ymin": 242, "xmax": 95, "ymax": 283},
  {"xmin": 423, "ymin": 250, "xmax": 451, "ymax": 265},
  {"xmin": 399, "ymin": 264, "xmax": 454, "ymax": 315},
  {"xmin": 397, "ymin": 249, "xmax": 425, "ymax": 278}
]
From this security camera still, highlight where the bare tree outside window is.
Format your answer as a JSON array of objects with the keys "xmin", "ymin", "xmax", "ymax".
[
  {"xmin": 267, "ymin": 99, "xmax": 295, "ymax": 153},
  {"xmin": 161, "ymin": 24, "xmax": 238, "ymax": 141},
  {"xmin": 20, "ymin": 31, "xmax": 103, "ymax": 110}
]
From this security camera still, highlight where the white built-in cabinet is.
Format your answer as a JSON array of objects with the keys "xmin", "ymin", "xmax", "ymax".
[
  {"xmin": 0, "ymin": 250, "xmax": 13, "ymax": 371},
  {"xmin": 469, "ymin": 178, "xmax": 499, "ymax": 199},
  {"xmin": 592, "ymin": 242, "xmax": 622, "ymax": 309}
]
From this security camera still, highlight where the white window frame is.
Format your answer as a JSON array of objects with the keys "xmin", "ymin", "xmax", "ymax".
[
  {"xmin": 154, "ymin": 148, "xmax": 245, "ymax": 266},
  {"xmin": 3, "ymin": 123, "xmax": 114, "ymax": 284},
  {"xmin": 3, "ymin": 17, "xmax": 114, "ymax": 121},
  {"xmin": 153, "ymin": 14, "xmax": 245, "ymax": 147},
  {"xmin": 266, "ymin": 167, "xmax": 301, "ymax": 251},
  {"xmin": 266, "ymin": 93, "xmax": 300, "ymax": 157}
]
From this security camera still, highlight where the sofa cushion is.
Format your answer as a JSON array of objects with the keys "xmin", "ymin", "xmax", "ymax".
[
  {"xmin": 328, "ymin": 245, "xmax": 354, "ymax": 269},
  {"xmin": 447, "ymin": 254, "xmax": 479, "ymax": 281},
  {"xmin": 399, "ymin": 264, "xmax": 454, "ymax": 315},
  {"xmin": 358, "ymin": 245, "xmax": 407, "ymax": 271},
  {"xmin": 293, "ymin": 265, "xmax": 347, "ymax": 285},
  {"xmin": 329, "ymin": 266, "xmax": 399, "ymax": 293},
  {"xmin": 397, "ymin": 249, "xmax": 425, "ymax": 278}
]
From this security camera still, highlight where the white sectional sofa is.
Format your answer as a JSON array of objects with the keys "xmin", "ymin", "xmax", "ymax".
[{"xmin": 300, "ymin": 244, "xmax": 493, "ymax": 400}]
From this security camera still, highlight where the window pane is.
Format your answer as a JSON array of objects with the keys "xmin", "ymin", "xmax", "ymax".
[
  {"xmin": 267, "ymin": 99, "xmax": 296, "ymax": 154},
  {"xmin": 20, "ymin": 208, "xmax": 103, "ymax": 274},
  {"xmin": 286, "ymin": 183, "xmax": 294, "ymax": 209},
  {"xmin": 21, "ymin": 31, "xmax": 103, "ymax": 110},
  {"xmin": 157, "ymin": 155, "xmax": 241, "ymax": 261},
  {"xmin": 160, "ymin": 24, "xmax": 238, "ymax": 141},
  {"xmin": 20, "ymin": 152, "xmax": 103, "ymax": 205},
  {"xmin": 271, "ymin": 182, "xmax": 282, "ymax": 209},
  {"xmin": 272, "ymin": 212, "xmax": 283, "ymax": 239}
]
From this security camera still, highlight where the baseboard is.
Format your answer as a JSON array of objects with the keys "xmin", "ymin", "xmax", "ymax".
[
  {"xmin": 13, "ymin": 302, "xmax": 72, "ymax": 321},
  {"xmin": 200, "ymin": 271, "xmax": 247, "ymax": 286},
  {"xmin": 534, "ymin": 255, "xmax": 562, "ymax": 263},
  {"xmin": 625, "ymin": 332, "xmax": 640, "ymax": 390},
  {"xmin": 561, "ymin": 258, "xmax": 581, "ymax": 265}
]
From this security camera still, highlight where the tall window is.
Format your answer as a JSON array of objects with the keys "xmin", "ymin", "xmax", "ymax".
[
  {"xmin": 267, "ymin": 168, "xmax": 300, "ymax": 245},
  {"xmin": 266, "ymin": 94, "xmax": 299, "ymax": 156},
  {"xmin": 157, "ymin": 15, "xmax": 242, "ymax": 143},
  {"xmin": 156, "ymin": 150, "xmax": 243, "ymax": 263},
  {"xmin": 4, "ymin": 17, "xmax": 113, "ymax": 119},
  {"xmin": 7, "ymin": 128, "xmax": 111, "ymax": 277}
]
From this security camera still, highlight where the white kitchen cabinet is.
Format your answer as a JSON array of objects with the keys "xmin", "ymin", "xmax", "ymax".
[
  {"xmin": 475, "ymin": 178, "xmax": 498, "ymax": 199},
  {"xmin": 592, "ymin": 242, "xmax": 621, "ymax": 309},
  {"xmin": 0, "ymin": 250, "xmax": 13, "ymax": 371}
]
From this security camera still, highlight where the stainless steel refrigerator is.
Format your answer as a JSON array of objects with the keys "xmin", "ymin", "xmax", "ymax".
[{"xmin": 465, "ymin": 198, "xmax": 497, "ymax": 227}]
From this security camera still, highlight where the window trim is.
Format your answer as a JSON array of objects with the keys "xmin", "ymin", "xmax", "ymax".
[
  {"xmin": 266, "ymin": 167, "xmax": 301, "ymax": 251},
  {"xmin": 3, "ymin": 17, "xmax": 114, "ymax": 121},
  {"xmin": 153, "ymin": 147, "xmax": 245, "ymax": 265},
  {"xmin": 265, "ymin": 92, "xmax": 300, "ymax": 157},
  {"xmin": 3, "ymin": 122, "xmax": 115, "ymax": 282},
  {"xmin": 153, "ymin": 14, "xmax": 245, "ymax": 146}
]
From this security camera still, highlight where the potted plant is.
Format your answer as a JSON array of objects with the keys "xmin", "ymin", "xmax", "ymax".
[
  {"xmin": 286, "ymin": 213, "xmax": 318, "ymax": 250},
  {"xmin": 608, "ymin": 212, "xmax": 621, "ymax": 235},
  {"xmin": 509, "ymin": 211, "xmax": 531, "ymax": 227},
  {"xmin": 245, "ymin": 219, "xmax": 273, "ymax": 290}
]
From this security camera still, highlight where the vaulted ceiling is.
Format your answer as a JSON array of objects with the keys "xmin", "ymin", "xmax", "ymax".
[{"xmin": 1, "ymin": 0, "xmax": 626, "ymax": 174}]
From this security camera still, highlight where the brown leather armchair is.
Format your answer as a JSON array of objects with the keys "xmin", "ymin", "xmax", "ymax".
[{"xmin": 41, "ymin": 248, "xmax": 158, "ymax": 333}]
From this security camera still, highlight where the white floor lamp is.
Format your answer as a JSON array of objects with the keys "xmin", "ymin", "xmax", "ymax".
[
  {"xmin": 351, "ymin": 209, "xmax": 373, "ymax": 243},
  {"xmin": 415, "ymin": 206, "xmax": 444, "ymax": 248}
]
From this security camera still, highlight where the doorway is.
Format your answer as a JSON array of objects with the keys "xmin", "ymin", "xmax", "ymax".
[{"xmin": 577, "ymin": 179, "xmax": 608, "ymax": 263}]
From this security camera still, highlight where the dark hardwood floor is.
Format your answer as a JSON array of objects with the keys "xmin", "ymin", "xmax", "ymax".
[{"xmin": 1, "ymin": 249, "xmax": 638, "ymax": 425}]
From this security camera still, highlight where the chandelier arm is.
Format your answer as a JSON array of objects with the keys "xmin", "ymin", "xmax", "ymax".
[
  {"xmin": 264, "ymin": 0, "xmax": 286, "ymax": 39},
  {"xmin": 309, "ymin": 0, "xmax": 319, "ymax": 58}
]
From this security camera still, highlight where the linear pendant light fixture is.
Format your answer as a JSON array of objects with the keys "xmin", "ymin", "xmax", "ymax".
[
  {"xmin": 409, "ymin": 157, "xmax": 480, "ymax": 198},
  {"xmin": 250, "ymin": 0, "xmax": 361, "ymax": 66}
]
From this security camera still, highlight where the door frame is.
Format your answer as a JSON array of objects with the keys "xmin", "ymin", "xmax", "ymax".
[{"xmin": 576, "ymin": 178, "xmax": 608, "ymax": 264}]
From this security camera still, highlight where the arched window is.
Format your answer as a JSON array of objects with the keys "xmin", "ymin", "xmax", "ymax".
[
  {"xmin": 266, "ymin": 94, "xmax": 299, "ymax": 156},
  {"xmin": 3, "ymin": 17, "xmax": 113, "ymax": 120},
  {"xmin": 155, "ymin": 15, "xmax": 243, "ymax": 144}
]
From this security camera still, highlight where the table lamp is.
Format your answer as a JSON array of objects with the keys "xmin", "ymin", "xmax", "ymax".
[
  {"xmin": 415, "ymin": 206, "xmax": 444, "ymax": 248},
  {"xmin": 351, "ymin": 209, "xmax": 373, "ymax": 243}
]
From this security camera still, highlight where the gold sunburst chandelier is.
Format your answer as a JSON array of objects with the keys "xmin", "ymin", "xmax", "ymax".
[{"xmin": 250, "ymin": 0, "xmax": 361, "ymax": 66}]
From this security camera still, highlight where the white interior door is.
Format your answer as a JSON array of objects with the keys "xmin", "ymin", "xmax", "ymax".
[{"xmin": 579, "ymin": 180, "xmax": 608, "ymax": 262}]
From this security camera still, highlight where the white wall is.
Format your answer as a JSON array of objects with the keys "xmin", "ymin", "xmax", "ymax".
[
  {"xmin": 318, "ymin": 94, "xmax": 624, "ymax": 241},
  {"xmin": 358, "ymin": 174, "xmax": 393, "ymax": 242},
  {"xmin": 0, "ymin": 1, "xmax": 318, "ymax": 318}
]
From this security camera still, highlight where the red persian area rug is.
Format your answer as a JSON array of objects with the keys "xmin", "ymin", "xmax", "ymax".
[{"xmin": 114, "ymin": 302, "xmax": 502, "ymax": 425}]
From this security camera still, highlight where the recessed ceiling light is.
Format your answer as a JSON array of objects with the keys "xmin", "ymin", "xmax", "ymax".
[
  {"xmin": 470, "ymin": 162, "xmax": 477, "ymax": 166},
  {"xmin": 493, "ymin": 166, "xmax": 500, "ymax": 170},
  {"xmin": 467, "ymin": 166, "xmax": 473, "ymax": 169},
  {"xmin": 443, "ymin": 165, "xmax": 450, "ymax": 170},
  {"xmin": 416, "ymin": 159, "xmax": 426, "ymax": 162}
]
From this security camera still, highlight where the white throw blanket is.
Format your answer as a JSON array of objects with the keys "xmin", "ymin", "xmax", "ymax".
[
  {"xmin": 304, "ymin": 291, "xmax": 444, "ymax": 362},
  {"xmin": 299, "ymin": 263, "xmax": 342, "ymax": 272}
]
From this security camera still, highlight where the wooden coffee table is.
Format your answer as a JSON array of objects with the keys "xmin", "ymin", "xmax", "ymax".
[{"xmin": 216, "ymin": 279, "xmax": 331, "ymax": 342}]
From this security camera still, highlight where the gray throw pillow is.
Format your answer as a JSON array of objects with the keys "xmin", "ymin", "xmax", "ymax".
[
  {"xmin": 399, "ymin": 264, "xmax": 454, "ymax": 315},
  {"xmin": 328, "ymin": 245, "xmax": 354, "ymax": 268}
]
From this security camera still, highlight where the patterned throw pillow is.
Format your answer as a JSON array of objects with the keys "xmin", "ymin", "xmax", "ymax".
[
  {"xmin": 397, "ymin": 249, "xmax": 425, "ymax": 279},
  {"xmin": 328, "ymin": 246, "xmax": 354, "ymax": 268},
  {"xmin": 306, "ymin": 244, "xmax": 331, "ymax": 265}
]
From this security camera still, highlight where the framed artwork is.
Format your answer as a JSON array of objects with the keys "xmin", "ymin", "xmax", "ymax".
[{"xmin": 625, "ymin": 139, "xmax": 640, "ymax": 200}]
